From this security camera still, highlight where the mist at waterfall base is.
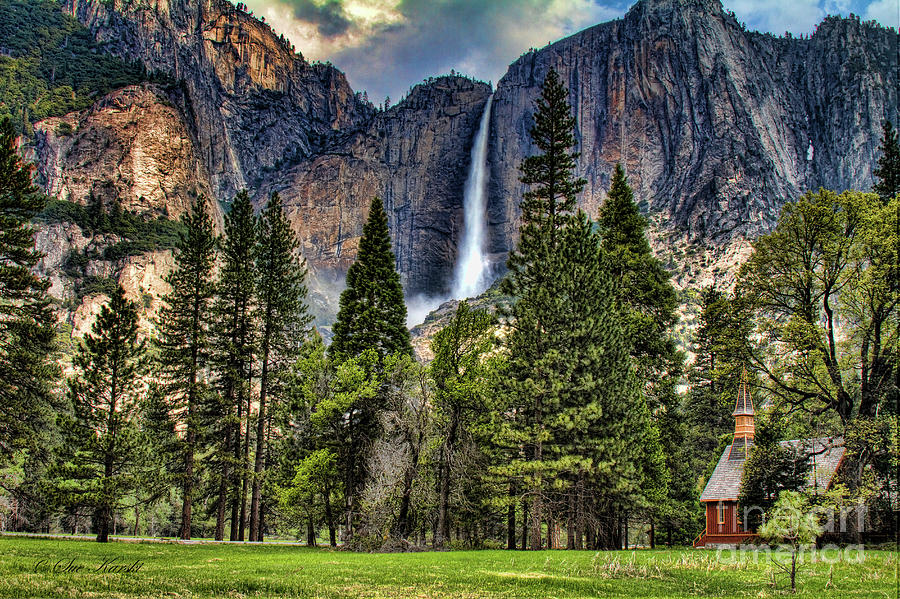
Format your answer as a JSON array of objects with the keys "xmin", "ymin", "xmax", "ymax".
[{"xmin": 406, "ymin": 96, "xmax": 496, "ymax": 328}]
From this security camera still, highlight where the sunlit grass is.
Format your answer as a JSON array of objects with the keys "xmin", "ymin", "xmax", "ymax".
[{"xmin": 0, "ymin": 537, "xmax": 894, "ymax": 598}]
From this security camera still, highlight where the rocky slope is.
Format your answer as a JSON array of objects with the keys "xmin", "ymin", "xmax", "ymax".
[
  {"xmin": 27, "ymin": 0, "xmax": 898, "ymax": 331},
  {"xmin": 64, "ymin": 0, "xmax": 374, "ymax": 200},
  {"xmin": 30, "ymin": 84, "xmax": 212, "ymax": 220}
]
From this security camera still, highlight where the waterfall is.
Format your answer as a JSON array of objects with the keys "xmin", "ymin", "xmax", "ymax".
[{"xmin": 451, "ymin": 95, "xmax": 493, "ymax": 299}]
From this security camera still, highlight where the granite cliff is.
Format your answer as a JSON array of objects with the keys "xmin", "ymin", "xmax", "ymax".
[
  {"xmin": 488, "ymin": 0, "xmax": 897, "ymax": 285},
  {"xmin": 24, "ymin": 0, "xmax": 898, "ymax": 331}
]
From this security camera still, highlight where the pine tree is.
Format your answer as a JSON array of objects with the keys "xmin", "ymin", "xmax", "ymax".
[
  {"xmin": 497, "ymin": 68, "xmax": 586, "ymax": 550},
  {"xmin": 505, "ymin": 67, "xmax": 586, "ymax": 295},
  {"xmin": 210, "ymin": 190, "xmax": 257, "ymax": 541},
  {"xmin": 597, "ymin": 164, "xmax": 680, "ymax": 386},
  {"xmin": 330, "ymin": 196, "xmax": 411, "ymax": 363},
  {"xmin": 249, "ymin": 192, "xmax": 312, "ymax": 541},
  {"xmin": 58, "ymin": 285, "xmax": 146, "ymax": 542},
  {"xmin": 596, "ymin": 163, "xmax": 683, "ymax": 537},
  {"xmin": 552, "ymin": 212, "xmax": 653, "ymax": 550},
  {"xmin": 496, "ymin": 69, "xmax": 655, "ymax": 551},
  {"xmin": 154, "ymin": 196, "xmax": 216, "ymax": 540},
  {"xmin": 873, "ymin": 120, "xmax": 900, "ymax": 202},
  {"xmin": 0, "ymin": 117, "xmax": 58, "ymax": 466}
]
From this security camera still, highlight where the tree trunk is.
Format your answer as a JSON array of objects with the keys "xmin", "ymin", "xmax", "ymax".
[
  {"xmin": 521, "ymin": 500, "xmax": 529, "ymax": 550},
  {"xmin": 323, "ymin": 488, "xmax": 337, "ymax": 547},
  {"xmin": 249, "ymin": 333, "xmax": 271, "ymax": 541},
  {"xmin": 530, "ymin": 415, "xmax": 543, "ymax": 551},
  {"xmin": 575, "ymin": 474, "xmax": 584, "ymax": 549},
  {"xmin": 530, "ymin": 491, "xmax": 542, "ymax": 550},
  {"xmin": 790, "ymin": 550, "xmax": 797, "ymax": 592},
  {"xmin": 96, "ymin": 506, "xmax": 110, "ymax": 543},
  {"xmin": 649, "ymin": 519, "xmax": 655, "ymax": 549},
  {"xmin": 567, "ymin": 489, "xmax": 575, "ymax": 549},
  {"xmin": 623, "ymin": 514, "xmax": 628, "ymax": 550},
  {"xmin": 133, "ymin": 505, "xmax": 139, "ymax": 537},
  {"xmin": 507, "ymin": 484, "xmax": 516, "ymax": 550},
  {"xmin": 306, "ymin": 513, "xmax": 316, "ymax": 547},
  {"xmin": 180, "ymin": 431, "xmax": 194, "ymax": 540},
  {"xmin": 239, "ymin": 386, "xmax": 252, "ymax": 541},
  {"xmin": 215, "ymin": 460, "xmax": 228, "ymax": 541},
  {"xmin": 229, "ymin": 388, "xmax": 242, "ymax": 541}
]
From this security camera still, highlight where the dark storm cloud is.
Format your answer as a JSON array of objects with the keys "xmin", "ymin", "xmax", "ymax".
[{"xmin": 285, "ymin": 0, "xmax": 352, "ymax": 37}]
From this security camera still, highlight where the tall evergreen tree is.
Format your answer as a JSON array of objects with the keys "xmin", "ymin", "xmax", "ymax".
[
  {"xmin": 330, "ymin": 196, "xmax": 411, "ymax": 362},
  {"xmin": 596, "ymin": 163, "xmax": 683, "ymax": 538},
  {"xmin": 0, "ymin": 117, "xmax": 57, "ymax": 465},
  {"xmin": 873, "ymin": 120, "xmax": 900, "ymax": 202},
  {"xmin": 155, "ymin": 196, "xmax": 216, "ymax": 540},
  {"xmin": 597, "ymin": 163, "xmax": 680, "ymax": 389},
  {"xmin": 210, "ymin": 190, "xmax": 257, "ymax": 541},
  {"xmin": 249, "ymin": 192, "xmax": 312, "ymax": 541},
  {"xmin": 496, "ymin": 69, "xmax": 653, "ymax": 551},
  {"xmin": 57, "ymin": 285, "xmax": 146, "ymax": 542},
  {"xmin": 498, "ymin": 68, "xmax": 585, "ymax": 550}
]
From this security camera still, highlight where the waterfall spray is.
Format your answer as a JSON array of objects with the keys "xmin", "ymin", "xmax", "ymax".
[{"xmin": 451, "ymin": 95, "xmax": 493, "ymax": 299}]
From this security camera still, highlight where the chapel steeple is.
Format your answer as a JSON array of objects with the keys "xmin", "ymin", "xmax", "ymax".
[{"xmin": 728, "ymin": 367, "xmax": 755, "ymax": 460}]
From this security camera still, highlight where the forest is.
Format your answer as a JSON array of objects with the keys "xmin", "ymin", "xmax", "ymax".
[
  {"xmin": 0, "ymin": 60, "xmax": 897, "ymax": 552},
  {"xmin": 0, "ymin": 0, "xmax": 161, "ymax": 134}
]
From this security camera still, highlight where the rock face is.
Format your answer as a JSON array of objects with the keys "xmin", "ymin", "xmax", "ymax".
[
  {"xmin": 36, "ymin": 0, "xmax": 897, "ymax": 315},
  {"xmin": 61, "ymin": 0, "xmax": 491, "ymax": 297},
  {"xmin": 31, "ymin": 84, "xmax": 211, "ymax": 219},
  {"xmin": 488, "ymin": 0, "xmax": 898, "ymax": 258},
  {"xmin": 267, "ymin": 77, "xmax": 492, "ymax": 295},
  {"xmin": 64, "ymin": 0, "xmax": 373, "ymax": 200},
  {"xmin": 33, "ymin": 222, "xmax": 174, "ymax": 338}
]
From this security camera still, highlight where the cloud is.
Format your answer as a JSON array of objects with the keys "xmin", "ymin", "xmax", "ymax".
[
  {"xmin": 335, "ymin": 0, "xmax": 626, "ymax": 102},
  {"xmin": 243, "ymin": 0, "xmax": 626, "ymax": 101},
  {"xmin": 723, "ymin": 0, "xmax": 824, "ymax": 35},
  {"xmin": 285, "ymin": 0, "xmax": 352, "ymax": 37},
  {"xmin": 241, "ymin": 0, "xmax": 895, "ymax": 102},
  {"xmin": 864, "ymin": 0, "xmax": 899, "ymax": 29}
]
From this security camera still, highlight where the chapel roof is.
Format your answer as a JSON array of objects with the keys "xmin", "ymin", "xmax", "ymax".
[{"xmin": 699, "ymin": 437, "xmax": 845, "ymax": 502}]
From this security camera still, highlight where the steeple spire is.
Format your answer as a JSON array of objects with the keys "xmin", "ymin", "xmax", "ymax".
[
  {"xmin": 729, "ymin": 367, "xmax": 755, "ymax": 460},
  {"xmin": 733, "ymin": 366, "xmax": 755, "ymax": 417}
]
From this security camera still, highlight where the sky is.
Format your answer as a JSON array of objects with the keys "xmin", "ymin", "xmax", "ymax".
[{"xmin": 237, "ymin": 0, "xmax": 899, "ymax": 103}]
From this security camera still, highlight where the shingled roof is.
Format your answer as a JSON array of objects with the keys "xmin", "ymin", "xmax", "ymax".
[{"xmin": 700, "ymin": 437, "xmax": 845, "ymax": 502}]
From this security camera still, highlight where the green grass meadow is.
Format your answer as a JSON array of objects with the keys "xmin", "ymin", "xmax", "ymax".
[{"xmin": 0, "ymin": 537, "xmax": 895, "ymax": 598}]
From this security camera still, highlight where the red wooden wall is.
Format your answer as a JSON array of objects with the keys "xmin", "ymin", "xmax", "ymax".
[{"xmin": 705, "ymin": 502, "xmax": 743, "ymax": 535}]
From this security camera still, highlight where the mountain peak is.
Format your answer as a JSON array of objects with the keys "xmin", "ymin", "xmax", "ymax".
[{"xmin": 626, "ymin": 0, "xmax": 726, "ymax": 20}]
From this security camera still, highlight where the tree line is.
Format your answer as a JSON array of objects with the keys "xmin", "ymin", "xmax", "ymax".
[{"xmin": 0, "ymin": 71, "xmax": 896, "ymax": 547}]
